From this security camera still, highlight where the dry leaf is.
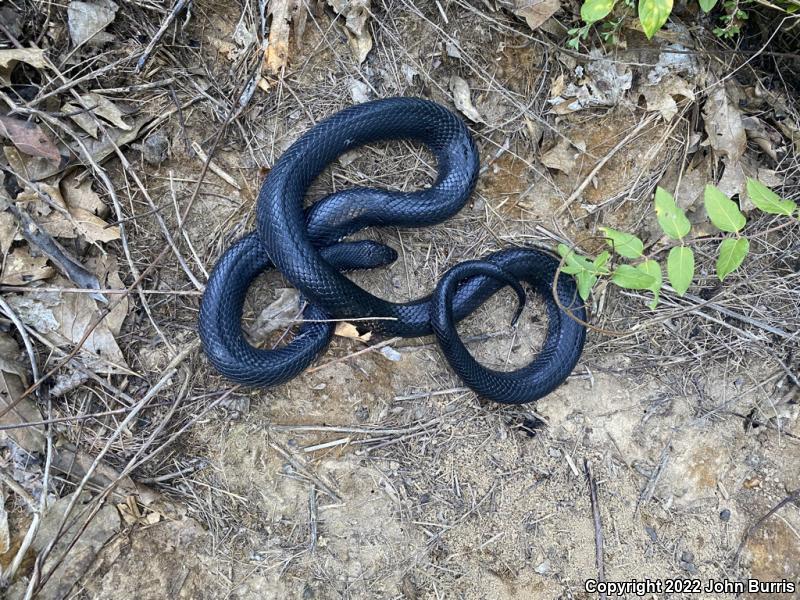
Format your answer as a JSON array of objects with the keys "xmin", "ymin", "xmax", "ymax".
[
  {"xmin": 0, "ymin": 48, "xmax": 47, "ymax": 70},
  {"xmin": 703, "ymin": 86, "xmax": 746, "ymax": 161},
  {"xmin": 78, "ymin": 92, "xmax": 131, "ymax": 131},
  {"xmin": 7, "ymin": 273, "xmax": 130, "ymax": 373},
  {"xmin": 246, "ymin": 288, "xmax": 300, "ymax": 341},
  {"xmin": 61, "ymin": 174, "xmax": 108, "ymax": 216},
  {"xmin": 67, "ymin": 0, "xmax": 118, "ymax": 47},
  {"xmin": 0, "ymin": 116, "xmax": 61, "ymax": 163},
  {"xmin": 350, "ymin": 79, "xmax": 370, "ymax": 104},
  {"xmin": 3, "ymin": 146, "xmax": 62, "ymax": 182},
  {"xmin": 335, "ymin": 321, "xmax": 372, "ymax": 342},
  {"xmin": 0, "ymin": 246, "xmax": 54, "ymax": 285},
  {"xmin": 0, "ymin": 332, "xmax": 45, "ymax": 455},
  {"xmin": 541, "ymin": 137, "xmax": 585, "ymax": 174},
  {"xmin": 328, "ymin": 0, "xmax": 373, "ymax": 64},
  {"xmin": 449, "ymin": 76, "xmax": 483, "ymax": 123},
  {"xmin": 742, "ymin": 116, "xmax": 781, "ymax": 162},
  {"xmin": 549, "ymin": 50, "xmax": 632, "ymax": 113},
  {"xmin": 0, "ymin": 210, "xmax": 17, "ymax": 254},
  {"xmin": 641, "ymin": 75, "xmax": 695, "ymax": 121},
  {"xmin": 17, "ymin": 181, "xmax": 119, "ymax": 244},
  {"xmin": 63, "ymin": 101, "xmax": 99, "ymax": 138},
  {"xmin": 502, "ymin": 0, "xmax": 560, "ymax": 31}
]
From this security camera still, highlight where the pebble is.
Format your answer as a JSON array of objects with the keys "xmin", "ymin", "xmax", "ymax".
[
  {"xmin": 142, "ymin": 131, "xmax": 170, "ymax": 165},
  {"xmin": 354, "ymin": 405, "xmax": 370, "ymax": 422},
  {"xmin": 719, "ymin": 508, "xmax": 731, "ymax": 522},
  {"xmin": 681, "ymin": 550, "xmax": 694, "ymax": 563},
  {"xmin": 535, "ymin": 559, "xmax": 550, "ymax": 574}
]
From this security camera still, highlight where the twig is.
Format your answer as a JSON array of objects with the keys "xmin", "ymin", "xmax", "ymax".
[
  {"xmin": 135, "ymin": 0, "xmax": 191, "ymax": 73},
  {"xmin": 584, "ymin": 459, "xmax": 606, "ymax": 600},
  {"xmin": 553, "ymin": 115, "xmax": 657, "ymax": 218}
]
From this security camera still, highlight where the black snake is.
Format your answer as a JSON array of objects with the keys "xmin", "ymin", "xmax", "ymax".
[{"xmin": 199, "ymin": 97, "xmax": 586, "ymax": 404}]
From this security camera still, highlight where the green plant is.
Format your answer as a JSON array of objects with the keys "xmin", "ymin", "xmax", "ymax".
[
  {"xmin": 568, "ymin": 0, "xmax": 786, "ymax": 45},
  {"xmin": 557, "ymin": 178, "xmax": 797, "ymax": 308}
]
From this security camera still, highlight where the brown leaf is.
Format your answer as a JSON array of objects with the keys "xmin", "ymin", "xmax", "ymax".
[
  {"xmin": 0, "ymin": 332, "xmax": 45, "ymax": 455},
  {"xmin": 334, "ymin": 321, "xmax": 372, "ymax": 342},
  {"xmin": 504, "ymin": 0, "xmax": 560, "ymax": 31},
  {"xmin": 0, "ymin": 116, "xmax": 61, "ymax": 163},
  {"xmin": 541, "ymin": 138, "xmax": 585, "ymax": 175},
  {"xmin": 328, "ymin": 0, "xmax": 373, "ymax": 63},
  {"xmin": 6, "ymin": 273, "xmax": 131, "ymax": 373},
  {"xmin": 0, "ymin": 246, "xmax": 55, "ymax": 285},
  {"xmin": 703, "ymin": 86, "xmax": 746, "ymax": 161},
  {"xmin": 449, "ymin": 76, "xmax": 483, "ymax": 123},
  {"xmin": 0, "ymin": 48, "xmax": 47, "ymax": 70}
]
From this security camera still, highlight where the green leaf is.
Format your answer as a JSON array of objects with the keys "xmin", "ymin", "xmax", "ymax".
[
  {"xmin": 698, "ymin": 0, "xmax": 717, "ymax": 12},
  {"xmin": 611, "ymin": 264, "xmax": 656, "ymax": 289},
  {"xmin": 600, "ymin": 227, "xmax": 644, "ymax": 259},
  {"xmin": 637, "ymin": 259, "xmax": 662, "ymax": 309},
  {"xmin": 667, "ymin": 246, "xmax": 694, "ymax": 296},
  {"xmin": 654, "ymin": 187, "xmax": 691, "ymax": 240},
  {"xmin": 594, "ymin": 251, "xmax": 611, "ymax": 269},
  {"xmin": 558, "ymin": 243, "xmax": 593, "ymax": 270},
  {"xmin": 581, "ymin": 0, "xmax": 616, "ymax": 23},
  {"xmin": 638, "ymin": 0, "xmax": 673, "ymax": 38},
  {"xmin": 716, "ymin": 237, "xmax": 749, "ymax": 280},
  {"xmin": 746, "ymin": 178, "xmax": 796, "ymax": 216},
  {"xmin": 704, "ymin": 185, "xmax": 746, "ymax": 232},
  {"xmin": 575, "ymin": 270, "xmax": 597, "ymax": 301}
]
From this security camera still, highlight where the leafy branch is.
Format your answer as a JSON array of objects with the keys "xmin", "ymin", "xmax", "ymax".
[{"xmin": 558, "ymin": 177, "xmax": 798, "ymax": 308}]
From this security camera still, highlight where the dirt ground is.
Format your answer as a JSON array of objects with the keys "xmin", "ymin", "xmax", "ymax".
[{"xmin": 1, "ymin": 0, "xmax": 799, "ymax": 599}]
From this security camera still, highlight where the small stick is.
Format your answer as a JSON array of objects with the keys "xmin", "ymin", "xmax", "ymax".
[
  {"xmin": 553, "ymin": 115, "xmax": 656, "ymax": 218},
  {"xmin": 585, "ymin": 459, "xmax": 606, "ymax": 600},
  {"xmin": 308, "ymin": 485, "xmax": 318, "ymax": 552},
  {"xmin": 135, "ymin": 0, "xmax": 191, "ymax": 73},
  {"xmin": 268, "ymin": 441, "xmax": 341, "ymax": 502}
]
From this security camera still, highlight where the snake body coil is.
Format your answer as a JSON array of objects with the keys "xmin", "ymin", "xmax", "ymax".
[{"xmin": 199, "ymin": 97, "xmax": 586, "ymax": 404}]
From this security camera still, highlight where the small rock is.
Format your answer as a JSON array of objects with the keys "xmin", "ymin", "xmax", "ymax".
[
  {"xmin": 535, "ymin": 559, "xmax": 550, "ymax": 574},
  {"xmin": 719, "ymin": 508, "xmax": 731, "ymax": 522},
  {"xmin": 680, "ymin": 561, "xmax": 699, "ymax": 574},
  {"xmin": 142, "ymin": 131, "xmax": 169, "ymax": 165},
  {"xmin": 355, "ymin": 405, "xmax": 370, "ymax": 422},
  {"xmin": 681, "ymin": 550, "xmax": 694, "ymax": 563}
]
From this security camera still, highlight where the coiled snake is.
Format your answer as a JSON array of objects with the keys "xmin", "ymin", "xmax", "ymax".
[{"xmin": 199, "ymin": 97, "xmax": 586, "ymax": 404}]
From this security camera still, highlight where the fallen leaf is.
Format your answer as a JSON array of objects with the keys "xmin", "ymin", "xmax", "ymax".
[
  {"xmin": 501, "ymin": 0, "xmax": 560, "ymax": 30},
  {"xmin": 246, "ymin": 288, "xmax": 300, "ymax": 341},
  {"xmin": 0, "ymin": 48, "xmax": 47, "ymax": 70},
  {"xmin": 7, "ymin": 274, "xmax": 130, "ymax": 373},
  {"xmin": 67, "ymin": 0, "xmax": 118, "ymax": 47},
  {"xmin": 0, "ymin": 210, "xmax": 17, "ymax": 254},
  {"xmin": 541, "ymin": 137, "xmax": 585, "ymax": 174},
  {"xmin": 0, "ymin": 246, "xmax": 55, "ymax": 285},
  {"xmin": 641, "ymin": 74, "xmax": 695, "ymax": 121},
  {"xmin": 61, "ymin": 174, "xmax": 108, "ymax": 216},
  {"xmin": 449, "ymin": 76, "xmax": 483, "ymax": 123},
  {"xmin": 350, "ymin": 79, "xmax": 370, "ymax": 104},
  {"xmin": 742, "ymin": 116, "xmax": 781, "ymax": 162},
  {"xmin": 328, "ymin": 0, "xmax": 373, "ymax": 63},
  {"xmin": 78, "ymin": 92, "xmax": 131, "ymax": 131},
  {"xmin": 703, "ymin": 86, "xmax": 746, "ymax": 161},
  {"xmin": 0, "ymin": 332, "xmax": 45, "ymax": 455},
  {"xmin": 3, "ymin": 146, "xmax": 63, "ymax": 182},
  {"xmin": 335, "ymin": 321, "xmax": 372, "ymax": 342},
  {"xmin": 17, "ymin": 181, "xmax": 120, "ymax": 244},
  {"xmin": 548, "ymin": 50, "xmax": 632, "ymax": 113},
  {"xmin": 29, "ymin": 492, "xmax": 120, "ymax": 599},
  {"xmin": 0, "ymin": 116, "xmax": 61, "ymax": 163},
  {"xmin": 63, "ymin": 101, "xmax": 99, "ymax": 138}
]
